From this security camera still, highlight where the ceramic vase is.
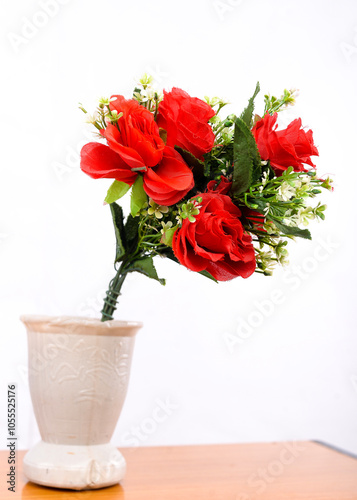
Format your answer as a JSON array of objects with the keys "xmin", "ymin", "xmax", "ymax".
[{"xmin": 21, "ymin": 315, "xmax": 142, "ymax": 490}]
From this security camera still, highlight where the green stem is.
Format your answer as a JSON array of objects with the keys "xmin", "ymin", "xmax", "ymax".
[
  {"xmin": 100, "ymin": 262, "xmax": 128, "ymax": 322},
  {"xmin": 153, "ymin": 96, "xmax": 159, "ymax": 120}
]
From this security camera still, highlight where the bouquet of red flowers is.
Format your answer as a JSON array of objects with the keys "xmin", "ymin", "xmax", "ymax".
[{"xmin": 80, "ymin": 75, "xmax": 332, "ymax": 321}]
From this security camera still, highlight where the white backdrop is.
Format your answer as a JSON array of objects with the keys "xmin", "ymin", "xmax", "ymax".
[{"xmin": 1, "ymin": 0, "xmax": 357, "ymax": 456}]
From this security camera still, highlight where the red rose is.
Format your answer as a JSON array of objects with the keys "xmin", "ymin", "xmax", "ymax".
[
  {"xmin": 81, "ymin": 95, "xmax": 165, "ymax": 184},
  {"xmin": 107, "ymin": 95, "xmax": 165, "ymax": 169},
  {"xmin": 80, "ymin": 96, "xmax": 194, "ymax": 205},
  {"xmin": 251, "ymin": 113, "xmax": 319, "ymax": 174},
  {"xmin": 143, "ymin": 147, "xmax": 194, "ymax": 206},
  {"xmin": 172, "ymin": 193, "xmax": 256, "ymax": 281},
  {"xmin": 206, "ymin": 176, "xmax": 232, "ymax": 195},
  {"xmin": 157, "ymin": 87, "xmax": 215, "ymax": 160}
]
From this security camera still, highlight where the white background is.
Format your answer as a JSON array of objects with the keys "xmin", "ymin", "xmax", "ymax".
[{"xmin": 1, "ymin": 0, "xmax": 357, "ymax": 456}]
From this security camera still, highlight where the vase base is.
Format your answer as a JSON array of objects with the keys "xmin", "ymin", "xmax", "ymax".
[{"xmin": 23, "ymin": 441, "xmax": 126, "ymax": 490}]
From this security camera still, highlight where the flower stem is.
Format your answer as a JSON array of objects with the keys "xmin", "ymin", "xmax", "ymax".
[{"xmin": 101, "ymin": 263, "xmax": 128, "ymax": 322}]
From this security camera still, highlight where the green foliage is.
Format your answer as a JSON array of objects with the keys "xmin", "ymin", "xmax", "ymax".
[
  {"xmin": 271, "ymin": 220, "xmax": 311, "ymax": 240},
  {"xmin": 159, "ymin": 128, "xmax": 168, "ymax": 144},
  {"xmin": 130, "ymin": 175, "xmax": 147, "ymax": 217},
  {"xmin": 203, "ymin": 143, "xmax": 233, "ymax": 181},
  {"xmin": 240, "ymin": 82, "xmax": 260, "ymax": 128},
  {"xmin": 124, "ymin": 214, "xmax": 139, "ymax": 252},
  {"xmin": 105, "ymin": 180, "xmax": 131, "ymax": 204},
  {"xmin": 109, "ymin": 203, "xmax": 126, "ymax": 264},
  {"xmin": 175, "ymin": 146, "xmax": 205, "ymax": 184},
  {"xmin": 128, "ymin": 257, "xmax": 166, "ymax": 285},
  {"xmin": 160, "ymin": 225, "xmax": 177, "ymax": 247},
  {"xmin": 231, "ymin": 117, "xmax": 261, "ymax": 197},
  {"xmin": 264, "ymin": 89, "xmax": 297, "ymax": 115},
  {"xmin": 229, "ymin": 83, "xmax": 263, "ymax": 197}
]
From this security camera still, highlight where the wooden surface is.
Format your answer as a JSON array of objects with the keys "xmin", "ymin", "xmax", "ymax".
[{"xmin": 1, "ymin": 441, "xmax": 357, "ymax": 499}]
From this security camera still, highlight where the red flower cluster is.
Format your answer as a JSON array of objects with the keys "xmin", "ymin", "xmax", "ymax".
[
  {"xmin": 172, "ymin": 193, "xmax": 256, "ymax": 281},
  {"xmin": 252, "ymin": 113, "xmax": 319, "ymax": 174},
  {"xmin": 80, "ymin": 86, "xmax": 322, "ymax": 284},
  {"xmin": 80, "ymin": 92, "xmax": 215, "ymax": 206}
]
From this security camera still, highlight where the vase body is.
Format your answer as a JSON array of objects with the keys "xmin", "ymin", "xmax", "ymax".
[{"xmin": 21, "ymin": 315, "xmax": 142, "ymax": 490}]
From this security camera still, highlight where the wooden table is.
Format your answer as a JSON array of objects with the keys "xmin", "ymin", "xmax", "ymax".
[{"xmin": 1, "ymin": 441, "xmax": 357, "ymax": 499}]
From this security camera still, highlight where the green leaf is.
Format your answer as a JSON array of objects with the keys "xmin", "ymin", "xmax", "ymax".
[
  {"xmin": 198, "ymin": 270, "xmax": 218, "ymax": 283},
  {"xmin": 124, "ymin": 214, "xmax": 139, "ymax": 252},
  {"xmin": 110, "ymin": 202, "xmax": 126, "ymax": 263},
  {"xmin": 128, "ymin": 257, "xmax": 166, "ymax": 285},
  {"xmin": 104, "ymin": 180, "xmax": 131, "ymax": 204},
  {"xmin": 272, "ymin": 220, "xmax": 312, "ymax": 240},
  {"xmin": 232, "ymin": 117, "xmax": 261, "ymax": 197},
  {"xmin": 175, "ymin": 146, "xmax": 204, "ymax": 171},
  {"xmin": 159, "ymin": 128, "xmax": 167, "ymax": 144},
  {"xmin": 160, "ymin": 226, "xmax": 178, "ymax": 247},
  {"xmin": 240, "ymin": 82, "xmax": 260, "ymax": 128},
  {"xmin": 130, "ymin": 175, "xmax": 147, "ymax": 217}
]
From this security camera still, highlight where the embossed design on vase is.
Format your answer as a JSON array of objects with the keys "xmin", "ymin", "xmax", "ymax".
[{"xmin": 21, "ymin": 315, "xmax": 142, "ymax": 490}]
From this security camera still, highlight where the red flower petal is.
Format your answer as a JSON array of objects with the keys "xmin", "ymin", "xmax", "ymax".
[
  {"xmin": 104, "ymin": 125, "xmax": 147, "ymax": 170},
  {"xmin": 143, "ymin": 147, "xmax": 194, "ymax": 205},
  {"xmin": 80, "ymin": 142, "xmax": 137, "ymax": 184},
  {"xmin": 105, "ymin": 96, "xmax": 165, "ymax": 168},
  {"xmin": 206, "ymin": 176, "xmax": 232, "ymax": 195}
]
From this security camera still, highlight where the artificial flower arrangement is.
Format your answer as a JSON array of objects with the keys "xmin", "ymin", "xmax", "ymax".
[{"xmin": 79, "ymin": 75, "xmax": 332, "ymax": 322}]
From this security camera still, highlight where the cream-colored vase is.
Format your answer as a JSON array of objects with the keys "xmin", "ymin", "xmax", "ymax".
[{"xmin": 21, "ymin": 315, "xmax": 142, "ymax": 490}]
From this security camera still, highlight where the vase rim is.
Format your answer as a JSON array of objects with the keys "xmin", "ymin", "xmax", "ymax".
[{"xmin": 20, "ymin": 315, "xmax": 143, "ymax": 337}]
